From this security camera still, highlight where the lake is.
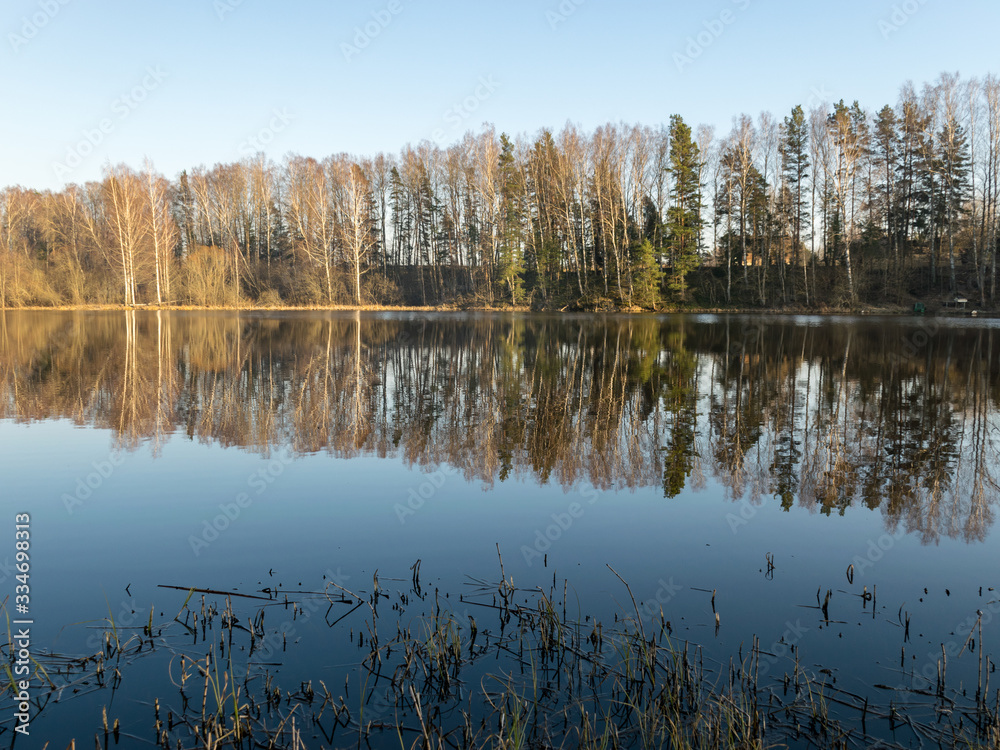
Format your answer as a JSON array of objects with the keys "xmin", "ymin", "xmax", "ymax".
[{"xmin": 2, "ymin": 310, "xmax": 999, "ymax": 748}]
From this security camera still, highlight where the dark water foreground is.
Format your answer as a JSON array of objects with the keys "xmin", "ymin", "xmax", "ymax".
[{"xmin": 1, "ymin": 310, "xmax": 999, "ymax": 748}]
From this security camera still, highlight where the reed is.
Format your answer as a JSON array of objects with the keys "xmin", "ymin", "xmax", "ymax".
[{"xmin": 3, "ymin": 565, "xmax": 1000, "ymax": 750}]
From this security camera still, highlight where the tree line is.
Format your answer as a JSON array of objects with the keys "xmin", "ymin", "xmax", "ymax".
[{"xmin": 2, "ymin": 71, "xmax": 999, "ymax": 310}]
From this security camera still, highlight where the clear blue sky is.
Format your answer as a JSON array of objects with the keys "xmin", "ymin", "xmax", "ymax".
[{"xmin": 4, "ymin": 0, "xmax": 998, "ymax": 191}]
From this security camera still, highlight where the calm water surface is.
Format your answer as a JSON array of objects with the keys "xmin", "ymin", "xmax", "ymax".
[{"xmin": 1, "ymin": 310, "xmax": 999, "ymax": 746}]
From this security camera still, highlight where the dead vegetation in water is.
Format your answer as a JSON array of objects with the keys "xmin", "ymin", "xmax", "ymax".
[{"xmin": 1, "ymin": 563, "xmax": 999, "ymax": 749}]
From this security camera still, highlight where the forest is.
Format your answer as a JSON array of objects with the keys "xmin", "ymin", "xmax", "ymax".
[{"xmin": 2, "ymin": 72, "xmax": 998, "ymax": 311}]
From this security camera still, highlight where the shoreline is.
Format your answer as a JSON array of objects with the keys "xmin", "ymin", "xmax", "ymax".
[{"xmin": 2, "ymin": 303, "xmax": 993, "ymax": 316}]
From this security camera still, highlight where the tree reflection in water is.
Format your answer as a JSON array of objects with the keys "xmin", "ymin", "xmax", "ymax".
[{"xmin": 1, "ymin": 310, "xmax": 996, "ymax": 543}]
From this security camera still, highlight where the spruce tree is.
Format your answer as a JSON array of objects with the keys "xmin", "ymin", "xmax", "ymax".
[
  {"xmin": 665, "ymin": 114, "xmax": 702, "ymax": 300},
  {"xmin": 630, "ymin": 238, "xmax": 663, "ymax": 308}
]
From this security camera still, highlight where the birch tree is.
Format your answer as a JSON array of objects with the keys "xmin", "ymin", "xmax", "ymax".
[
  {"xmin": 143, "ymin": 158, "xmax": 178, "ymax": 305},
  {"xmin": 827, "ymin": 101, "xmax": 868, "ymax": 301},
  {"xmin": 104, "ymin": 165, "xmax": 147, "ymax": 306}
]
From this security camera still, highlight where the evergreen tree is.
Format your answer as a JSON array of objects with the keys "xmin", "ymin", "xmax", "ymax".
[
  {"xmin": 873, "ymin": 105, "xmax": 899, "ymax": 284},
  {"xmin": 780, "ymin": 105, "xmax": 810, "ymax": 300},
  {"xmin": 388, "ymin": 166, "xmax": 409, "ymax": 268},
  {"xmin": 630, "ymin": 239, "xmax": 663, "ymax": 308},
  {"xmin": 895, "ymin": 91, "xmax": 932, "ymax": 265},
  {"xmin": 665, "ymin": 115, "xmax": 702, "ymax": 299},
  {"xmin": 175, "ymin": 170, "xmax": 197, "ymax": 256},
  {"xmin": 939, "ymin": 120, "xmax": 970, "ymax": 291},
  {"xmin": 497, "ymin": 133, "xmax": 525, "ymax": 304}
]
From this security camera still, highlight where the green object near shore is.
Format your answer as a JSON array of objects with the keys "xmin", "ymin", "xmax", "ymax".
[{"xmin": 913, "ymin": 302, "xmax": 926, "ymax": 315}]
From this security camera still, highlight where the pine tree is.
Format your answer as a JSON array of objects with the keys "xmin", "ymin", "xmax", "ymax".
[
  {"xmin": 665, "ymin": 115, "xmax": 702, "ymax": 300},
  {"xmin": 873, "ymin": 105, "xmax": 900, "ymax": 289},
  {"xmin": 497, "ymin": 133, "xmax": 525, "ymax": 304},
  {"xmin": 939, "ymin": 120, "xmax": 970, "ymax": 292},
  {"xmin": 780, "ymin": 105, "xmax": 810, "ymax": 301},
  {"xmin": 895, "ymin": 89, "xmax": 932, "ymax": 267}
]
